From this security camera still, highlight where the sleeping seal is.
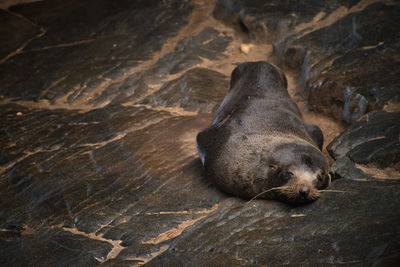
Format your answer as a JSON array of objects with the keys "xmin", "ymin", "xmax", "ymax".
[{"xmin": 196, "ymin": 61, "xmax": 330, "ymax": 204}]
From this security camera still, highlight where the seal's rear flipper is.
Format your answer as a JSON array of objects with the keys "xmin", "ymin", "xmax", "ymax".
[{"xmin": 305, "ymin": 123, "xmax": 324, "ymax": 150}]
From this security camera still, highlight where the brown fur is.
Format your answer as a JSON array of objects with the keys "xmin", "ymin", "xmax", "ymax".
[{"xmin": 197, "ymin": 62, "xmax": 330, "ymax": 204}]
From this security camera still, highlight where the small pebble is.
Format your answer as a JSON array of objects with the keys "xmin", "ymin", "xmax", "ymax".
[{"xmin": 240, "ymin": 43, "xmax": 254, "ymax": 54}]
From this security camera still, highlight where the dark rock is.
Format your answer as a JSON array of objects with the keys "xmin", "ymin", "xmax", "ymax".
[
  {"xmin": 70, "ymin": 27, "xmax": 231, "ymax": 106},
  {"xmin": 213, "ymin": 0, "xmax": 343, "ymax": 42},
  {"xmin": 329, "ymin": 157, "xmax": 374, "ymax": 180},
  {"xmin": 327, "ymin": 111, "xmax": 400, "ymax": 162},
  {"xmin": 148, "ymin": 251, "xmax": 259, "ymax": 266},
  {"xmin": 0, "ymin": 0, "xmax": 193, "ymax": 103},
  {"xmin": 92, "ymin": 72, "xmax": 150, "ymax": 107},
  {"xmin": 1, "ymin": 0, "xmax": 400, "ymax": 265},
  {"xmin": 281, "ymin": 45, "xmax": 307, "ymax": 71},
  {"xmin": 151, "ymin": 27, "xmax": 232, "ymax": 75},
  {"xmin": 142, "ymin": 68, "xmax": 228, "ymax": 113},
  {"xmin": 9, "ymin": 0, "xmax": 192, "ymax": 51},
  {"xmin": 102, "ymin": 213, "xmax": 204, "ymax": 247},
  {"xmin": 148, "ymin": 179, "xmax": 400, "ymax": 266},
  {"xmin": 0, "ymin": 9, "xmax": 41, "ymax": 61},
  {"xmin": 0, "ymin": 102, "xmax": 223, "ymax": 265},
  {"xmin": 297, "ymin": 3, "xmax": 400, "ymax": 121},
  {"xmin": 327, "ymin": 110, "xmax": 400, "ymax": 179},
  {"xmin": 0, "ymin": 228, "xmax": 111, "ymax": 266},
  {"xmin": 116, "ymin": 243, "xmax": 164, "ymax": 260},
  {"xmin": 214, "ymin": 1, "xmax": 400, "ymax": 122},
  {"xmin": 342, "ymin": 87, "xmax": 368, "ymax": 123}
]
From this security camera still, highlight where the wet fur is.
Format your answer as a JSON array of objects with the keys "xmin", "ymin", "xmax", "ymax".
[{"xmin": 196, "ymin": 62, "xmax": 330, "ymax": 204}]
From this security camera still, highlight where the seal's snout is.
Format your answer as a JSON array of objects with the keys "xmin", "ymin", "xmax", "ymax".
[{"xmin": 299, "ymin": 187, "xmax": 310, "ymax": 198}]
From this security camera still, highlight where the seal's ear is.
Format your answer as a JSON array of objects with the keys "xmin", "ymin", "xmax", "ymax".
[{"xmin": 305, "ymin": 123, "xmax": 324, "ymax": 150}]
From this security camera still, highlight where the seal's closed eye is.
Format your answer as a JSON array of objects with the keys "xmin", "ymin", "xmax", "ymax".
[{"xmin": 279, "ymin": 170, "xmax": 293, "ymax": 182}]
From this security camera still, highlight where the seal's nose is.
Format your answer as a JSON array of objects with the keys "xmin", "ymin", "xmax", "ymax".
[{"xmin": 299, "ymin": 187, "xmax": 310, "ymax": 198}]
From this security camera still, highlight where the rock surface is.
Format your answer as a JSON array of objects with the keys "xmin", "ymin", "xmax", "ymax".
[
  {"xmin": 1, "ymin": 0, "xmax": 399, "ymax": 266},
  {"xmin": 149, "ymin": 179, "xmax": 400, "ymax": 266},
  {"xmin": 218, "ymin": 0, "xmax": 400, "ymax": 119},
  {"xmin": 328, "ymin": 110, "xmax": 400, "ymax": 180}
]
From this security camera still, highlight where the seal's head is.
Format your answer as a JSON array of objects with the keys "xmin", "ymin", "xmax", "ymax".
[{"xmin": 258, "ymin": 142, "xmax": 330, "ymax": 204}]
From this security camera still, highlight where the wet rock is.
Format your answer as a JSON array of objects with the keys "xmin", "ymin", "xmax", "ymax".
[
  {"xmin": 280, "ymin": 45, "xmax": 307, "ymax": 71},
  {"xmin": 9, "ymin": 0, "xmax": 192, "ymax": 51},
  {"xmin": 0, "ymin": 102, "xmax": 224, "ymax": 265},
  {"xmin": 79, "ymin": 27, "xmax": 231, "ymax": 106},
  {"xmin": 142, "ymin": 68, "xmax": 228, "ymax": 113},
  {"xmin": 293, "ymin": 3, "xmax": 400, "ymax": 121},
  {"xmin": 213, "ymin": 0, "xmax": 343, "ymax": 42},
  {"xmin": 151, "ymin": 27, "xmax": 232, "ymax": 75},
  {"xmin": 328, "ymin": 110, "xmax": 400, "ymax": 179},
  {"xmin": 149, "ymin": 250, "xmax": 259, "ymax": 266},
  {"xmin": 0, "ymin": 0, "xmax": 193, "ymax": 103},
  {"xmin": 0, "ymin": 9, "xmax": 41, "ymax": 61},
  {"xmin": 214, "ymin": 1, "xmax": 400, "ymax": 122},
  {"xmin": 92, "ymin": 72, "xmax": 150, "ymax": 107},
  {"xmin": 0, "ymin": 227, "xmax": 111, "ymax": 266},
  {"xmin": 148, "ymin": 179, "xmax": 400, "ymax": 266},
  {"xmin": 1, "ymin": 0, "xmax": 400, "ymax": 265}
]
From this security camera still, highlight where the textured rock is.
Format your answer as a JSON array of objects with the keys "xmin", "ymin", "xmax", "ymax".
[
  {"xmin": 81, "ymin": 27, "xmax": 231, "ymax": 107},
  {"xmin": 214, "ymin": 0, "xmax": 400, "ymax": 122},
  {"xmin": 148, "ymin": 179, "xmax": 400, "ymax": 266},
  {"xmin": 142, "ymin": 68, "xmax": 228, "ymax": 113},
  {"xmin": 1, "ymin": 0, "xmax": 399, "ymax": 265},
  {"xmin": 151, "ymin": 27, "xmax": 232, "ymax": 75},
  {"xmin": 0, "ymin": 227, "xmax": 112, "ymax": 266},
  {"xmin": 213, "ymin": 0, "xmax": 343, "ymax": 42},
  {"xmin": 0, "ymin": 102, "xmax": 224, "ymax": 265},
  {"xmin": 327, "ymin": 110, "xmax": 400, "ymax": 179},
  {"xmin": 0, "ymin": 9, "xmax": 41, "ymax": 61},
  {"xmin": 303, "ymin": 3, "xmax": 400, "ymax": 121},
  {"xmin": 0, "ymin": 0, "xmax": 193, "ymax": 103}
]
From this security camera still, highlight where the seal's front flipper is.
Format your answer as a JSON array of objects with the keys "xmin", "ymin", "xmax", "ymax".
[
  {"xmin": 196, "ymin": 129, "xmax": 209, "ymax": 166},
  {"xmin": 196, "ymin": 123, "xmax": 228, "ymax": 166},
  {"xmin": 305, "ymin": 123, "xmax": 324, "ymax": 150},
  {"xmin": 196, "ymin": 125, "xmax": 219, "ymax": 166}
]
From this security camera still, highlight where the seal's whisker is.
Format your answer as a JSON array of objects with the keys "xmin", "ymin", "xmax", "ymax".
[
  {"xmin": 247, "ymin": 186, "xmax": 288, "ymax": 203},
  {"xmin": 318, "ymin": 189, "xmax": 351, "ymax": 193},
  {"xmin": 310, "ymin": 192, "xmax": 321, "ymax": 200}
]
